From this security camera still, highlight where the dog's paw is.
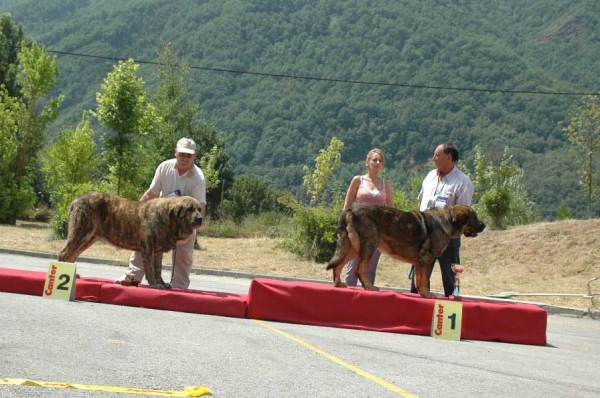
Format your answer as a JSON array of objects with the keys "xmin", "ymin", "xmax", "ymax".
[
  {"xmin": 419, "ymin": 292, "xmax": 437, "ymax": 299},
  {"xmin": 334, "ymin": 282, "xmax": 348, "ymax": 288},
  {"xmin": 364, "ymin": 285, "xmax": 380, "ymax": 292},
  {"xmin": 150, "ymin": 283, "xmax": 172, "ymax": 290}
]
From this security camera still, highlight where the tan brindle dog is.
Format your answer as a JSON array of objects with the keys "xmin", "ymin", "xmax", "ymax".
[{"xmin": 58, "ymin": 191, "xmax": 203, "ymax": 289}]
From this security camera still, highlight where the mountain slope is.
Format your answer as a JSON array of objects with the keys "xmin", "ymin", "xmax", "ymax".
[{"xmin": 1, "ymin": 0, "xmax": 599, "ymax": 217}]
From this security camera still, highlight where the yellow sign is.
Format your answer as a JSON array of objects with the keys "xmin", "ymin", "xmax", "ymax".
[
  {"xmin": 431, "ymin": 300, "xmax": 463, "ymax": 341},
  {"xmin": 42, "ymin": 262, "xmax": 77, "ymax": 301}
]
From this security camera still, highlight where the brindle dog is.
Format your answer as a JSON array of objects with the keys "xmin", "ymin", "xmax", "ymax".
[
  {"xmin": 58, "ymin": 191, "xmax": 203, "ymax": 289},
  {"xmin": 326, "ymin": 203, "xmax": 485, "ymax": 298}
]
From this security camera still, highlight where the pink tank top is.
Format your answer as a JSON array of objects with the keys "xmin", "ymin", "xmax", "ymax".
[{"xmin": 355, "ymin": 176, "xmax": 387, "ymax": 205}]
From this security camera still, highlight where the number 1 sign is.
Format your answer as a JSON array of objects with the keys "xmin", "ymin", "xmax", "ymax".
[
  {"xmin": 43, "ymin": 262, "xmax": 77, "ymax": 301},
  {"xmin": 431, "ymin": 300, "xmax": 463, "ymax": 341}
]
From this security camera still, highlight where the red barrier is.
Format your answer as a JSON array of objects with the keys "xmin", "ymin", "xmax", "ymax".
[
  {"xmin": 0, "ymin": 267, "xmax": 104, "ymax": 301},
  {"xmin": 246, "ymin": 278, "xmax": 547, "ymax": 346},
  {"xmin": 1, "ymin": 268, "xmax": 547, "ymax": 345},
  {"xmin": 98, "ymin": 283, "xmax": 248, "ymax": 318},
  {"xmin": 0, "ymin": 267, "xmax": 247, "ymax": 318}
]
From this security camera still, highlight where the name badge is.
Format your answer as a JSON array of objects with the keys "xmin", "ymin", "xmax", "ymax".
[
  {"xmin": 165, "ymin": 189, "xmax": 182, "ymax": 197},
  {"xmin": 434, "ymin": 195, "xmax": 449, "ymax": 208}
]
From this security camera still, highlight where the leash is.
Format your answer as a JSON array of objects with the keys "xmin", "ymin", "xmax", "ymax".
[
  {"xmin": 171, "ymin": 245, "xmax": 177, "ymax": 283},
  {"xmin": 166, "ymin": 189, "xmax": 182, "ymax": 285}
]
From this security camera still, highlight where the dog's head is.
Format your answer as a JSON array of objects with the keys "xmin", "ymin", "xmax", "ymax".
[
  {"xmin": 451, "ymin": 205, "xmax": 486, "ymax": 238},
  {"xmin": 170, "ymin": 196, "xmax": 204, "ymax": 232}
]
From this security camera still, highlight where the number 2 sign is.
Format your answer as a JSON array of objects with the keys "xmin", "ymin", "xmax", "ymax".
[{"xmin": 43, "ymin": 262, "xmax": 77, "ymax": 301}]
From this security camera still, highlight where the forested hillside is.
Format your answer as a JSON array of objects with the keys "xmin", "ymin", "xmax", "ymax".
[{"xmin": 1, "ymin": 0, "xmax": 599, "ymax": 218}]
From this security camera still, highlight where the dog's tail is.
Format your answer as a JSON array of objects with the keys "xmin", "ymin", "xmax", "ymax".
[{"xmin": 326, "ymin": 209, "xmax": 354, "ymax": 270}]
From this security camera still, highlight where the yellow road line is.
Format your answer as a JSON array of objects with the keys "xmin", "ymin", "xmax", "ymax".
[
  {"xmin": 253, "ymin": 320, "xmax": 418, "ymax": 398},
  {"xmin": 0, "ymin": 378, "xmax": 211, "ymax": 396}
]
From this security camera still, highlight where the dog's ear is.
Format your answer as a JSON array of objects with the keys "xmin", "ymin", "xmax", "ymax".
[
  {"xmin": 169, "ymin": 198, "xmax": 190, "ymax": 219},
  {"xmin": 451, "ymin": 206, "xmax": 471, "ymax": 230},
  {"xmin": 169, "ymin": 201, "xmax": 183, "ymax": 219}
]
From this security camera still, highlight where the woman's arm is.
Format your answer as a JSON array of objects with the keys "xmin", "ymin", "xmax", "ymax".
[{"xmin": 343, "ymin": 176, "xmax": 361, "ymax": 210}]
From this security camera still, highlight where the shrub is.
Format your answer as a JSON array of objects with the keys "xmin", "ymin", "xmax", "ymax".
[
  {"xmin": 279, "ymin": 203, "xmax": 341, "ymax": 262},
  {"xmin": 556, "ymin": 204, "xmax": 573, "ymax": 221},
  {"xmin": 49, "ymin": 183, "xmax": 106, "ymax": 240},
  {"xmin": 18, "ymin": 200, "xmax": 52, "ymax": 222},
  {"xmin": 222, "ymin": 175, "xmax": 281, "ymax": 224},
  {"xmin": 200, "ymin": 211, "xmax": 294, "ymax": 239},
  {"xmin": 200, "ymin": 219, "xmax": 240, "ymax": 238}
]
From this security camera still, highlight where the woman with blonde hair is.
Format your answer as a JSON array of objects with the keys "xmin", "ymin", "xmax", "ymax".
[{"xmin": 342, "ymin": 148, "xmax": 395, "ymax": 286}]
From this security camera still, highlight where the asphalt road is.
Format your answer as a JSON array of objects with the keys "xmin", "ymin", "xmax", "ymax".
[{"xmin": 1, "ymin": 253, "xmax": 599, "ymax": 397}]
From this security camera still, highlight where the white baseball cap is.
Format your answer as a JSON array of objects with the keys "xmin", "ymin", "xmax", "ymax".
[{"xmin": 176, "ymin": 138, "xmax": 196, "ymax": 154}]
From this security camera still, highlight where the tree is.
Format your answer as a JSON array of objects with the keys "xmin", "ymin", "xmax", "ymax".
[
  {"xmin": 188, "ymin": 121, "xmax": 232, "ymax": 219},
  {"xmin": 40, "ymin": 111, "xmax": 104, "ymax": 238},
  {"xmin": 223, "ymin": 175, "xmax": 278, "ymax": 224},
  {"xmin": 199, "ymin": 145, "xmax": 223, "ymax": 192},
  {"xmin": 151, "ymin": 42, "xmax": 198, "ymax": 162},
  {"xmin": 16, "ymin": 42, "xmax": 63, "ymax": 174},
  {"xmin": 0, "ymin": 40, "xmax": 63, "ymax": 224},
  {"xmin": 470, "ymin": 146, "xmax": 536, "ymax": 229},
  {"xmin": 280, "ymin": 138, "xmax": 345, "ymax": 261},
  {"xmin": 41, "ymin": 111, "xmax": 99, "ymax": 189},
  {"xmin": 0, "ymin": 90, "xmax": 25, "ymax": 224},
  {"xmin": 152, "ymin": 44, "xmax": 232, "ymax": 216},
  {"xmin": 302, "ymin": 137, "xmax": 344, "ymax": 205},
  {"xmin": 561, "ymin": 95, "xmax": 600, "ymax": 217},
  {"xmin": 393, "ymin": 172, "xmax": 422, "ymax": 211},
  {"xmin": 93, "ymin": 58, "xmax": 158, "ymax": 199},
  {"xmin": 0, "ymin": 13, "xmax": 27, "ymax": 98}
]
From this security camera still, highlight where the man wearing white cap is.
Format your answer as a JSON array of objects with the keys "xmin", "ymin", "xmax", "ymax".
[{"xmin": 116, "ymin": 138, "xmax": 207, "ymax": 289}]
